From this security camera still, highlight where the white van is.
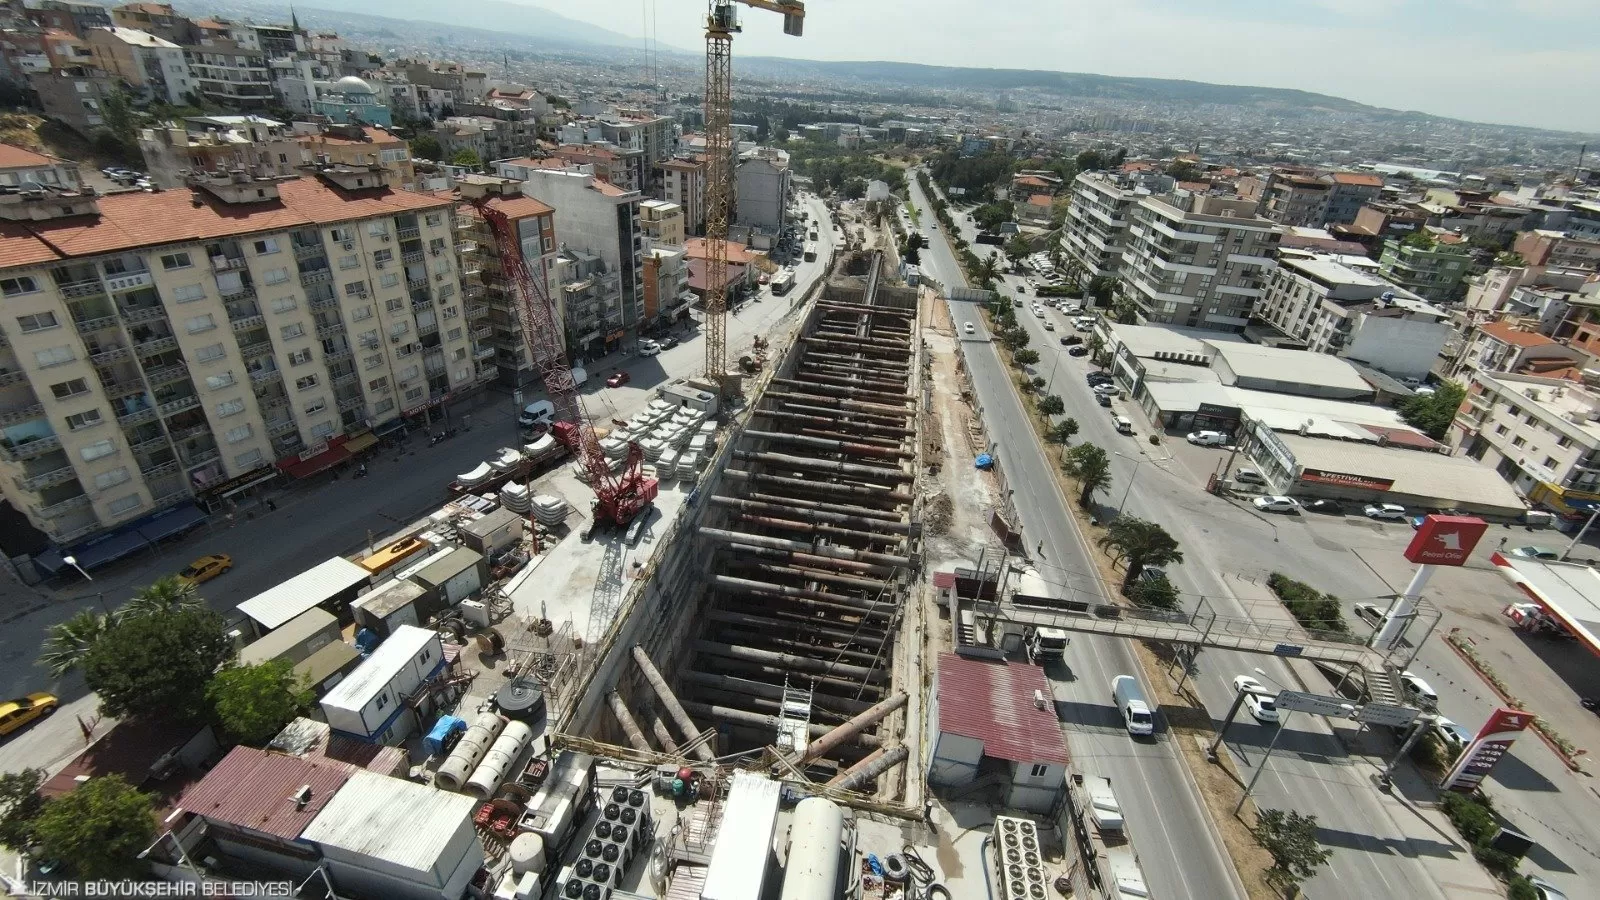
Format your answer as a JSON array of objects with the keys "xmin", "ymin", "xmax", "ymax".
[
  {"xmin": 518, "ymin": 400, "xmax": 555, "ymax": 429},
  {"xmin": 1113, "ymin": 416, "xmax": 1134, "ymax": 435}
]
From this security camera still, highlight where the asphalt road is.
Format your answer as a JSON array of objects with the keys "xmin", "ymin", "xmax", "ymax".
[{"xmin": 910, "ymin": 174, "xmax": 1244, "ymax": 900}]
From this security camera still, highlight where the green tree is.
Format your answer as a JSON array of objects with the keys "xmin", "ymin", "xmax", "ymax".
[
  {"xmin": 1402, "ymin": 230, "xmax": 1436, "ymax": 250},
  {"xmin": 977, "ymin": 254, "xmax": 1001, "ymax": 282},
  {"xmin": 39, "ymin": 608, "xmax": 118, "ymax": 677},
  {"xmin": 972, "ymin": 202, "xmax": 1011, "ymax": 232},
  {"xmin": 1062, "ymin": 443, "xmax": 1112, "ymax": 509},
  {"xmin": 409, "ymin": 133, "xmax": 443, "ymax": 161},
  {"xmin": 0, "ymin": 769, "xmax": 46, "ymax": 851},
  {"xmin": 1097, "ymin": 517, "xmax": 1185, "ymax": 590},
  {"xmin": 1112, "ymin": 297, "xmax": 1139, "ymax": 325},
  {"xmin": 1088, "ymin": 276, "xmax": 1117, "ymax": 308},
  {"xmin": 1076, "ymin": 149, "xmax": 1110, "ymax": 172},
  {"xmin": 840, "ymin": 177, "xmax": 868, "ymax": 200},
  {"xmin": 121, "ymin": 575, "xmax": 200, "ymax": 618},
  {"xmin": 82, "ymin": 607, "xmax": 233, "ymax": 721},
  {"xmin": 1013, "ymin": 348, "xmax": 1040, "ymax": 366},
  {"xmin": 1038, "ymin": 394, "xmax": 1065, "ymax": 416},
  {"xmin": 1000, "ymin": 328, "xmax": 1031, "ymax": 352},
  {"xmin": 32, "ymin": 775, "xmax": 155, "ymax": 879},
  {"xmin": 1005, "ymin": 235, "xmax": 1032, "ymax": 263},
  {"xmin": 1129, "ymin": 574, "xmax": 1180, "ymax": 610},
  {"xmin": 207, "ymin": 660, "xmax": 314, "ymax": 744},
  {"xmin": 1252, "ymin": 808, "xmax": 1333, "ymax": 894},
  {"xmin": 98, "ymin": 88, "xmax": 139, "ymax": 149},
  {"xmin": 1166, "ymin": 159, "xmax": 1201, "ymax": 182},
  {"xmin": 450, "ymin": 148, "xmax": 483, "ymax": 169},
  {"xmin": 1495, "ymin": 251, "xmax": 1527, "ymax": 268},
  {"xmin": 1047, "ymin": 417, "xmax": 1079, "ymax": 445},
  {"xmin": 1397, "ymin": 380, "xmax": 1466, "ymax": 440}
]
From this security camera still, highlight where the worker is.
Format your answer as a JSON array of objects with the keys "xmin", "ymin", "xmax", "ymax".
[{"xmin": 1036, "ymin": 540, "xmax": 1044, "ymax": 557}]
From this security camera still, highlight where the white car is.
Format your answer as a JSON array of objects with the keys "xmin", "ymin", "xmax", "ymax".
[
  {"xmin": 1043, "ymin": 321, "xmax": 1055, "ymax": 331},
  {"xmin": 638, "ymin": 341, "xmax": 661, "ymax": 358},
  {"xmin": 1186, "ymin": 430, "xmax": 1226, "ymax": 447},
  {"xmin": 1093, "ymin": 382, "xmax": 1119, "ymax": 396},
  {"xmin": 1431, "ymin": 717, "xmax": 1474, "ymax": 753},
  {"xmin": 1353, "ymin": 602, "xmax": 1385, "ymax": 625},
  {"xmin": 1253, "ymin": 496, "xmax": 1299, "ymax": 514},
  {"xmin": 963, "ymin": 322, "xmax": 975, "ymax": 334},
  {"xmin": 1526, "ymin": 875, "xmax": 1569, "ymax": 900},
  {"xmin": 1363, "ymin": 503, "xmax": 1408, "ymax": 520},
  {"xmin": 1232, "ymin": 675, "xmax": 1280, "ymax": 722},
  {"xmin": 1399, "ymin": 670, "xmax": 1438, "ymax": 709}
]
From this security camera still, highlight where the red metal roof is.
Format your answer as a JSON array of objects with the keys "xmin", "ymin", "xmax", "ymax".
[
  {"xmin": 936, "ymin": 652, "xmax": 1069, "ymax": 765},
  {"xmin": 175, "ymin": 746, "xmax": 353, "ymax": 840},
  {"xmin": 932, "ymin": 571, "xmax": 957, "ymax": 589}
]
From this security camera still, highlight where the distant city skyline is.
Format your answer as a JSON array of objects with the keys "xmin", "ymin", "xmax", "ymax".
[{"xmin": 527, "ymin": 0, "xmax": 1600, "ymax": 134}]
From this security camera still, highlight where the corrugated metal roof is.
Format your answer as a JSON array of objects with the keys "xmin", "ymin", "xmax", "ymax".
[
  {"xmin": 176, "ymin": 746, "xmax": 353, "ymax": 840},
  {"xmin": 415, "ymin": 546, "xmax": 482, "ymax": 585},
  {"xmin": 239, "ymin": 608, "xmax": 338, "ymax": 666},
  {"xmin": 237, "ymin": 557, "xmax": 371, "ymax": 631},
  {"xmin": 936, "ymin": 653, "xmax": 1070, "ymax": 765},
  {"xmin": 300, "ymin": 769, "xmax": 478, "ymax": 871},
  {"xmin": 319, "ymin": 624, "xmax": 438, "ymax": 713}
]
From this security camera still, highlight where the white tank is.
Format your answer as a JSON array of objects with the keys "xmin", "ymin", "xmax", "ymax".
[
  {"xmin": 465, "ymin": 720, "xmax": 535, "ymax": 799},
  {"xmin": 508, "ymin": 832, "xmax": 546, "ymax": 876},
  {"xmin": 780, "ymin": 797, "xmax": 845, "ymax": 900},
  {"xmin": 436, "ymin": 712, "xmax": 506, "ymax": 791}
]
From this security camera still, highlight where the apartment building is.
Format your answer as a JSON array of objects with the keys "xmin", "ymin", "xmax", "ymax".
[
  {"xmin": 1259, "ymin": 255, "xmax": 1448, "ymax": 380},
  {"xmin": 29, "ymin": 64, "xmax": 119, "ymax": 135},
  {"xmin": 1514, "ymin": 230, "xmax": 1600, "ymax": 272},
  {"xmin": 84, "ymin": 26, "xmax": 191, "ymax": 104},
  {"xmin": 1060, "ymin": 172, "xmax": 1144, "ymax": 285},
  {"xmin": 735, "ymin": 149, "xmax": 790, "ymax": 233},
  {"xmin": 1377, "ymin": 233, "xmax": 1472, "ymax": 303},
  {"xmin": 450, "ymin": 176, "xmax": 557, "ymax": 387},
  {"xmin": 0, "ymin": 144, "xmax": 83, "ymax": 193},
  {"xmin": 1260, "ymin": 175, "xmax": 1330, "ymax": 227},
  {"xmin": 1321, "ymin": 172, "xmax": 1384, "ymax": 226},
  {"xmin": 1332, "ymin": 201, "xmax": 1431, "ymax": 258},
  {"xmin": 299, "ymin": 124, "xmax": 413, "ymax": 190},
  {"xmin": 1118, "ymin": 192, "xmax": 1280, "ymax": 332},
  {"xmin": 659, "ymin": 157, "xmax": 705, "ymax": 236},
  {"xmin": 1449, "ymin": 319, "xmax": 1588, "ymax": 383},
  {"xmin": 642, "ymin": 246, "xmax": 692, "ymax": 330},
  {"xmin": 639, "ymin": 199, "xmax": 685, "ymax": 248},
  {"xmin": 138, "ymin": 115, "xmax": 301, "ymax": 188},
  {"xmin": 552, "ymin": 144, "xmax": 631, "ymax": 192},
  {"xmin": 1457, "ymin": 372, "xmax": 1600, "ymax": 501},
  {"xmin": 0, "ymin": 160, "xmax": 484, "ymax": 550}
]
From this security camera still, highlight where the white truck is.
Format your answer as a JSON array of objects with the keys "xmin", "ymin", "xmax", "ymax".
[
  {"xmin": 1025, "ymin": 626, "xmax": 1069, "ymax": 664},
  {"xmin": 1111, "ymin": 675, "xmax": 1154, "ymax": 736}
]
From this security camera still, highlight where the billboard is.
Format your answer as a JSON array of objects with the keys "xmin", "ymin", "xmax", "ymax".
[
  {"xmin": 1298, "ymin": 468, "xmax": 1395, "ymax": 491},
  {"xmin": 1404, "ymin": 515, "xmax": 1489, "ymax": 566},
  {"xmin": 1442, "ymin": 707, "xmax": 1533, "ymax": 793}
]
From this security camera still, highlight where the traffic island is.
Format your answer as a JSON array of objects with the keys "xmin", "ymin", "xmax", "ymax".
[{"xmin": 1443, "ymin": 630, "xmax": 1588, "ymax": 773}]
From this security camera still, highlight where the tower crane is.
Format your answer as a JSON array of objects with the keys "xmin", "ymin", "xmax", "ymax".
[
  {"xmin": 702, "ymin": 0, "xmax": 804, "ymax": 389},
  {"xmin": 474, "ymin": 194, "xmax": 658, "ymax": 527}
]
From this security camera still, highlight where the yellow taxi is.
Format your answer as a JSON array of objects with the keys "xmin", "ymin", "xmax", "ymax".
[
  {"xmin": 0, "ymin": 692, "xmax": 58, "ymax": 737},
  {"xmin": 177, "ymin": 553, "xmax": 233, "ymax": 586}
]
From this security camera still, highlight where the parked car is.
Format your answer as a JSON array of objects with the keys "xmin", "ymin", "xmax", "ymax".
[
  {"xmin": 1363, "ymin": 503, "xmax": 1408, "ymax": 520},
  {"xmin": 1399, "ymin": 671, "xmax": 1439, "ymax": 709},
  {"xmin": 1093, "ymin": 383, "xmax": 1119, "ymax": 397},
  {"xmin": 1234, "ymin": 467, "xmax": 1266, "ymax": 486},
  {"xmin": 1060, "ymin": 335, "xmax": 1082, "ymax": 346},
  {"xmin": 1087, "ymin": 372, "xmax": 1113, "ymax": 385},
  {"xmin": 1068, "ymin": 346, "xmax": 1089, "ymax": 357},
  {"xmin": 658, "ymin": 335, "xmax": 680, "ymax": 350},
  {"xmin": 1253, "ymin": 496, "xmax": 1300, "ymax": 514},
  {"xmin": 1097, "ymin": 393, "xmax": 1112, "ymax": 407},
  {"xmin": 1431, "ymin": 717, "xmax": 1474, "ymax": 753},
  {"xmin": 606, "ymin": 371, "xmax": 631, "ymax": 388},
  {"xmin": 1510, "ymin": 546, "xmax": 1560, "ymax": 560},
  {"xmin": 1525, "ymin": 875, "xmax": 1570, "ymax": 900},
  {"xmin": 1232, "ymin": 675, "xmax": 1280, "ymax": 722},
  {"xmin": 177, "ymin": 553, "xmax": 232, "ymax": 586},
  {"xmin": 0, "ymin": 692, "xmax": 58, "ymax": 737},
  {"xmin": 1186, "ymin": 430, "xmax": 1226, "ymax": 447},
  {"xmin": 1043, "ymin": 321, "xmax": 1055, "ymax": 331},
  {"xmin": 638, "ymin": 341, "xmax": 661, "ymax": 357},
  {"xmin": 1299, "ymin": 498, "xmax": 1342, "ymax": 515}
]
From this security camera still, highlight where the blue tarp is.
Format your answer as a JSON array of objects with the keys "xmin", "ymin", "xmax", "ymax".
[
  {"xmin": 424, "ymin": 715, "xmax": 466, "ymax": 756},
  {"xmin": 975, "ymin": 453, "xmax": 994, "ymax": 470}
]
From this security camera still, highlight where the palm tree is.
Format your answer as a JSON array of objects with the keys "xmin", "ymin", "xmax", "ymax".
[
  {"xmin": 39, "ymin": 609, "xmax": 118, "ymax": 677},
  {"xmin": 1062, "ymin": 443, "xmax": 1113, "ymax": 509},
  {"xmin": 977, "ymin": 254, "xmax": 1000, "ymax": 282},
  {"xmin": 1096, "ymin": 517, "xmax": 1185, "ymax": 591},
  {"xmin": 121, "ymin": 575, "xmax": 201, "ymax": 618}
]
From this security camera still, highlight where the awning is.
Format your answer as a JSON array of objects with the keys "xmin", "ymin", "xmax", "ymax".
[
  {"xmin": 343, "ymin": 431, "xmax": 378, "ymax": 454},
  {"xmin": 280, "ymin": 445, "xmax": 351, "ymax": 480},
  {"xmin": 373, "ymin": 418, "xmax": 406, "ymax": 437},
  {"xmin": 137, "ymin": 503, "xmax": 207, "ymax": 543},
  {"xmin": 61, "ymin": 528, "xmax": 152, "ymax": 570}
]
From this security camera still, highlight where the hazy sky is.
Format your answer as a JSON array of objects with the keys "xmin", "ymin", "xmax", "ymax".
[{"xmin": 534, "ymin": 0, "xmax": 1600, "ymax": 133}]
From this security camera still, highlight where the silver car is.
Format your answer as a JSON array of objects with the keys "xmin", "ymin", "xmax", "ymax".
[{"xmin": 1363, "ymin": 503, "xmax": 1408, "ymax": 520}]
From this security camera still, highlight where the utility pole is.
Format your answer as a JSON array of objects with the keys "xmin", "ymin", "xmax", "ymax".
[{"xmin": 1236, "ymin": 709, "xmax": 1293, "ymax": 814}]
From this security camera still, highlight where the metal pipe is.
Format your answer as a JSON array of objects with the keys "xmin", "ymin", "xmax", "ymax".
[
  {"xmin": 732, "ymin": 450, "xmax": 912, "ymax": 483},
  {"xmin": 827, "ymin": 743, "xmax": 909, "ymax": 791},
  {"xmin": 709, "ymin": 573, "xmax": 896, "ymax": 613},
  {"xmin": 681, "ymin": 670, "xmax": 875, "ymax": 715},
  {"xmin": 770, "ymin": 378, "xmax": 913, "ymax": 405},
  {"xmin": 747, "ymin": 491, "xmax": 906, "ymax": 522},
  {"xmin": 800, "ymin": 692, "xmax": 908, "ymax": 763},
  {"xmin": 713, "ymin": 629, "xmax": 884, "ymax": 666},
  {"xmin": 606, "ymin": 693, "xmax": 651, "ymax": 753},
  {"xmin": 700, "ymin": 528, "xmax": 913, "ymax": 566},
  {"xmin": 795, "ymin": 368, "xmax": 909, "ymax": 393},
  {"xmin": 714, "ymin": 497, "xmax": 914, "ymax": 533},
  {"xmin": 648, "ymin": 716, "xmax": 680, "ymax": 756},
  {"xmin": 705, "ymin": 608, "xmax": 887, "ymax": 644},
  {"xmin": 742, "ymin": 430, "xmax": 913, "ymax": 460},
  {"xmin": 722, "ymin": 470, "xmax": 914, "ymax": 503},
  {"xmin": 732, "ymin": 513, "xmax": 905, "ymax": 547},
  {"xmin": 754, "ymin": 409, "xmax": 913, "ymax": 438},
  {"xmin": 695, "ymin": 658, "xmax": 887, "ymax": 699},
  {"xmin": 631, "ymin": 646, "xmax": 715, "ymax": 762},
  {"xmin": 692, "ymin": 640, "xmax": 886, "ymax": 681},
  {"xmin": 765, "ymin": 392, "xmax": 912, "ymax": 422},
  {"xmin": 814, "ymin": 301, "xmax": 915, "ymax": 318},
  {"xmin": 687, "ymin": 686, "xmax": 852, "ymax": 725},
  {"xmin": 731, "ymin": 561, "xmax": 890, "ymax": 591},
  {"xmin": 681, "ymin": 701, "xmax": 883, "ymax": 747},
  {"xmin": 723, "ymin": 542, "xmax": 895, "ymax": 576}
]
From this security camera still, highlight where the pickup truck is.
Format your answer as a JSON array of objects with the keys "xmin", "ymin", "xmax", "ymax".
[{"xmin": 1111, "ymin": 675, "xmax": 1154, "ymax": 736}]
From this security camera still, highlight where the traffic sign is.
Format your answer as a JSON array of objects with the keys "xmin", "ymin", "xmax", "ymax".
[
  {"xmin": 1273, "ymin": 644, "xmax": 1304, "ymax": 657},
  {"xmin": 1357, "ymin": 702, "xmax": 1418, "ymax": 729},
  {"xmin": 1276, "ymin": 690, "xmax": 1357, "ymax": 718}
]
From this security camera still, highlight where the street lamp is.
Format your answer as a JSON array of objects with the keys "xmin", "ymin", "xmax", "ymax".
[
  {"xmin": 1112, "ymin": 451, "xmax": 1155, "ymax": 516},
  {"xmin": 62, "ymin": 555, "xmax": 92, "ymax": 582},
  {"xmin": 1560, "ymin": 499, "xmax": 1600, "ymax": 561}
]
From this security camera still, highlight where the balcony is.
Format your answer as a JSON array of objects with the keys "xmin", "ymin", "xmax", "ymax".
[
  {"xmin": 117, "ymin": 406, "xmax": 157, "ymax": 427},
  {"xmin": 310, "ymin": 296, "xmax": 339, "ymax": 311},
  {"xmin": 407, "ymin": 278, "xmax": 429, "ymax": 292},
  {"xmin": 0, "ymin": 402, "xmax": 44, "ymax": 426},
  {"xmin": 144, "ymin": 363, "xmax": 188, "ymax": 385},
  {"xmin": 0, "ymin": 370, "xmax": 27, "ymax": 387},
  {"xmin": 267, "ymin": 418, "xmax": 296, "ymax": 437},
  {"xmin": 332, "ymin": 372, "xmax": 358, "ymax": 388},
  {"xmin": 468, "ymin": 304, "xmax": 489, "ymax": 320},
  {"xmin": 105, "ymin": 271, "xmax": 153, "ymax": 292},
  {"xmin": 37, "ymin": 494, "xmax": 90, "ymax": 518},
  {"xmin": 181, "ymin": 447, "xmax": 220, "ymax": 468},
  {"xmin": 0, "ymin": 434, "xmax": 60, "ymax": 461},
  {"xmin": 462, "ymin": 285, "xmax": 485, "ymax": 300},
  {"xmin": 292, "ymin": 243, "xmax": 323, "ymax": 261},
  {"xmin": 220, "ymin": 284, "xmax": 256, "ymax": 303},
  {"xmin": 120, "ymin": 305, "xmax": 167, "ymax": 324},
  {"xmin": 169, "ymin": 424, "xmax": 209, "ymax": 443},
  {"xmin": 240, "ymin": 340, "xmax": 273, "ymax": 358},
  {"xmin": 157, "ymin": 395, "xmax": 199, "ymax": 416},
  {"xmin": 471, "ymin": 326, "xmax": 492, "ymax": 340},
  {"xmin": 211, "ymin": 256, "xmax": 247, "ymax": 273},
  {"xmin": 248, "ymin": 367, "xmax": 282, "ymax": 384},
  {"xmin": 315, "ymin": 323, "xmax": 345, "ymax": 340},
  {"xmin": 457, "ymin": 242, "xmax": 478, "ymax": 254},
  {"xmin": 135, "ymin": 336, "xmax": 178, "ymax": 356},
  {"xmin": 337, "ymin": 395, "xmax": 364, "ymax": 413},
  {"xmin": 90, "ymin": 345, "xmax": 130, "ymax": 365},
  {"xmin": 128, "ymin": 435, "xmax": 167, "ymax": 456},
  {"xmin": 20, "ymin": 466, "xmax": 75, "ymax": 491},
  {"xmin": 474, "ymin": 346, "xmax": 495, "ymax": 360},
  {"xmin": 256, "ymin": 394, "xmax": 288, "ymax": 411},
  {"xmin": 455, "ymin": 217, "xmax": 474, "ymax": 231},
  {"xmin": 74, "ymin": 314, "xmax": 119, "ymax": 334},
  {"xmin": 397, "ymin": 225, "xmax": 421, "ymax": 240},
  {"xmin": 324, "ymin": 348, "xmax": 353, "ymax": 364},
  {"xmin": 58, "ymin": 279, "xmax": 105, "ymax": 299},
  {"xmin": 139, "ymin": 459, "xmax": 179, "ymax": 479},
  {"xmin": 230, "ymin": 313, "xmax": 265, "ymax": 332},
  {"xmin": 476, "ymin": 362, "xmax": 498, "ymax": 380},
  {"xmin": 300, "ymin": 269, "xmax": 332, "ymax": 287},
  {"xmin": 402, "ymin": 250, "xmax": 424, "ymax": 264}
]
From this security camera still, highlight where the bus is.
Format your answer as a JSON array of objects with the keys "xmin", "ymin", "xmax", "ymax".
[
  {"xmin": 802, "ymin": 241, "xmax": 817, "ymax": 262},
  {"xmin": 770, "ymin": 268, "xmax": 796, "ymax": 295}
]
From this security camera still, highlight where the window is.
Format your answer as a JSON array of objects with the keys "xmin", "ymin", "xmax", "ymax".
[
  {"xmin": 185, "ymin": 314, "xmax": 216, "ymax": 333},
  {"xmin": 452, "ymin": 347, "xmax": 467, "ymax": 361},
  {"xmin": 295, "ymin": 374, "xmax": 319, "ymax": 391},
  {"xmin": 159, "ymin": 252, "xmax": 192, "ymax": 270},
  {"xmin": 447, "ymin": 327, "xmax": 463, "ymax": 342},
  {"xmin": 280, "ymin": 322, "xmax": 305, "ymax": 340},
  {"xmin": 1029, "ymin": 764, "xmax": 1048, "ymax": 778},
  {"xmin": 344, "ymin": 281, "xmax": 367, "ymax": 297},
  {"xmin": 205, "ymin": 373, "xmax": 235, "ymax": 390},
  {"xmin": 402, "ymin": 365, "xmax": 420, "ymax": 381},
  {"xmin": 287, "ymin": 348, "xmax": 313, "ymax": 366},
  {"xmin": 252, "ymin": 238, "xmax": 279, "ymax": 255},
  {"xmin": 234, "ymin": 448, "xmax": 263, "ymax": 467},
  {"xmin": 1526, "ymin": 414, "xmax": 1537, "ymax": 426},
  {"xmin": 216, "ymin": 398, "xmax": 245, "ymax": 417},
  {"xmin": 1508, "ymin": 405, "xmax": 1522, "ymax": 417},
  {"xmin": 374, "ymin": 398, "xmax": 394, "ymax": 414},
  {"xmin": 375, "ymin": 692, "xmax": 389, "ymax": 711},
  {"xmin": 1558, "ymin": 435, "xmax": 1574, "ymax": 448},
  {"xmin": 364, "ymin": 353, "xmax": 383, "ymax": 369},
  {"xmin": 108, "ymin": 494, "xmax": 142, "ymax": 515},
  {"xmin": 330, "ymin": 227, "xmax": 353, "ymax": 243},
  {"xmin": 34, "ymin": 345, "xmax": 75, "ymax": 368},
  {"xmin": 80, "ymin": 439, "xmax": 115, "ymax": 461},
  {"xmin": 359, "ymin": 329, "xmax": 379, "ymax": 347},
  {"xmin": 16, "ymin": 311, "xmax": 58, "ymax": 333},
  {"xmin": 194, "ymin": 343, "xmax": 225, "ymax": 363},
  {"xmin": 351, "ymin": 304, "xmax": 373, "ymax": 321},
  {"xmin": 379, "ymin": 272, "xmax": 400, "ymax": 288},
  {"xmin": 1544, "ymin": 456, "xmax": 1559, "ymax": 469},
  {"xmin": 271, "ymin": 296, "xmax": 298, "ymax": 314},
  {"xmin": 94, "ymin": 467, "xmax": 129, "ymax": 489},
  {"xmin": 454, "ymin": 367, "xmax": 470, "ymax": 382},
  {"xmin": 385, "ymin": 298, "xmax": 403, "ymax": 312},
  {"xmin": 1494, "ymin": 424, "xmax": 1509, "ymax": 435},
  {"xmin": 171, "ymin": 283, "xmax": 206, "ymax": 303},
  {"xmin": 1512, "ymin": 436, "xmax": 1526, "ymax": 448},
  {"xmin": 425, "ymin": 213, "xmax": 442, "ymax": 227},
  {"xmin": 367, "ymin": 221, "xmax": 389, "ymax": 237},
  {"xmin": 374, "ymin": 249, "xmax": 393, "ymax": 264},
  {"xmin": 368, "ymin": 377, "xmax": 388, "ymax": 391},
  {"xmin": 303, "ymin": 398, "xmax": 326, "ymax": 415},
  {"xmin": 405, "ymin": 386, "xmax": 424, "ymax": 402},
  {"xmin": 390, "ymin": 322, "xmax": 409, "ymax": 337},
  {"xmin": 310, "ymin": 420, "xmax": 334, "ymax": 438},
  {"xmin": 224, "ymin": 424, "xmax": 252, "ymax": 443},
  {"xmin": 262, "ymin": 266, "xmax": 289, "ymax": 285},
  {"xmin": 50, "ymin": 378, "xmax": 89, "ymax": 400},
  {"xmin": 338, "ymin": 254, "xmax": 359, "ymax": 270},
  {"xmin": 65, "ymin": 409, "xmax": 102, "ymax": 431},
  {"xmin": 442, "ymin": 305, "xmax": 459, "ymax": 319}
]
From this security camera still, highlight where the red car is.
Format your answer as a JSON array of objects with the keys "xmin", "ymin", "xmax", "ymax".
[{"xmin": 606, "ymin": 371, "xmax": 631, "ymax": 388}]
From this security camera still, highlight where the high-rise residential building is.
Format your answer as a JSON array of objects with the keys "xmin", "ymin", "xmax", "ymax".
[
  {"xmin": 639, "ymin": 200, "xmax": 685, "ymax": 248},
  {"xmin": 1060, "ymin": 172, "xmax": 1145, "ymax": 286},
  {"xmin": 1377, "ymin": 232, "xmax": 1472, "ymax": 304},
  {"xmin": 84, "ymin": 26, "xmax": 191, "ymax": 104},
  {"xmin": 1321, "ymin": 172, "xmax": 1385, "ymax": 226},
  {"xmin": 642, "ymin": 246, "xmax": 692, "ymax": 332},
  {"xmin": 29, "ymin": 65, "xmax": 119, "ymax": 135},
  {"xmin": 183, "ymin": 19, "xmax": 273, "ymax": 109},
  {"xmin": 659, "ymin": 157, "xmax": 705, "ymax": 236},
  {"xmin": 1261, "ymin": 174, "xmax": 1330, "ymax": 227},
  {"xmin": 735, "ymin": 149, "xmax": 790, "ymax": 233},
  {"xmin": 1514, "ymin": 229, "xmax": 1600, "ymax": 273},
  {"xmin": 138, "ymin": 115, "xmax": 301, "ymax": 188},
  {"xmin": 450, "ymin": 176, "xmax": 557, "ymax": 388},
  {"xmin": 1117, "ymin": 192, "xmax": 1279, "ymax": 332},
  {"xmin": 0, "ymin": 158, "xmax": 486, "ymax": 550}
]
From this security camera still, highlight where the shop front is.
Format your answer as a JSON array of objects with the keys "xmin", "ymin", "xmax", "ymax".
[
  {"xmin": 195, "ymin": 464, "xmax": 281, "ymax": 513},
  {"xmin": 276, "ymin": 434, "xmax": 352, "ymax": 480}
]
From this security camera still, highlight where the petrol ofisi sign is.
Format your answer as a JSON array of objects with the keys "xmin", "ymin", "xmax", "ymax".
[
  {"xmin": 1404, "ymin": 515, "xmax": 1489, "ymax": 567},
  {"xmin": 1442, "ymin": 707, "xmax": 1533, "ymax": 792}
]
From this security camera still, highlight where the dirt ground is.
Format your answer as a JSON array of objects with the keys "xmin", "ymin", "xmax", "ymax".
[{"xmin": 920, "ymin": 290, "xmax": 1002, "ymax": 571}]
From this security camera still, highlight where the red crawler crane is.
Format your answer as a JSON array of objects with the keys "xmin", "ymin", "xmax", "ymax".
[{"xmin": 474, "ymin": 199, "xmax": 657, "ymax": 526}]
